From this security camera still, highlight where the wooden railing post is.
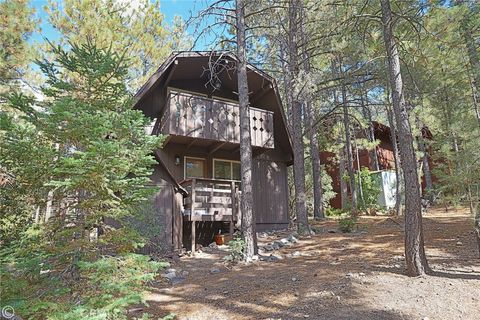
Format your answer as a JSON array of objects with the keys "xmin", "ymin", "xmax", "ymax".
[
  {"xmin": 230, "ymin": 181, "xmax": 236, "ymax": 237},
  {"xmin": 191, "ymin": 178, "xmax": 196, "ymax": 255}
]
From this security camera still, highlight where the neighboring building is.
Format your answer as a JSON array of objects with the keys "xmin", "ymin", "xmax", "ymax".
[
  {"xmin": 321, "ymin": 121, "xmax": 435, "ymax": 210},
  {"xmin": 133, "ymin": 51, "xmax": 293, "ymax": 252}
]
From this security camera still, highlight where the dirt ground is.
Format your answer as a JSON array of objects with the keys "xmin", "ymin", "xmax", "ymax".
[{"xmin": 139, "ymin": 207, "xmax": 480, "ymax": 320}]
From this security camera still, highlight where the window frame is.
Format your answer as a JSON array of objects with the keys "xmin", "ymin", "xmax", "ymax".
[
  {"xmin": 212, "ymin": 158, "xmax": 241, "ymax": 181},
  {"xmin": 184, "ymin": 156, "xmax": 207, "ymax": 179}
]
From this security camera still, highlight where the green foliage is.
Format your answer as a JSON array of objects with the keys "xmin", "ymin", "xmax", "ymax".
[
  {"xmin": 45, "ymin": 0, "xmax": 190, "ymax": 91},
  {"xmin": 338, "ymin": 216, "xmax": 357, "ymax": 233},
  {"xmin": 320, "ymin": 165, "xmax": 337, "ymax": 209},
  {"xmin": 0, "ymin": 41, "xmax": 165, "ymax": 319},
  {"xmin": 357, "ymin": 168, "xmax": 382, "ymax": 212},
  {"xmin": 227, "ymin": 233, "xmax": 246, "ymax": 262},
  {"xmin": 0, "ymin": 0, "xmax": 38, "ymax": 93},
  {"xmin": 326, "ymin": 207, "xmax": 349, "ymax": 217}
]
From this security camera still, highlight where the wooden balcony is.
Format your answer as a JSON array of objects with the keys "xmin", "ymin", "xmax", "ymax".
[
  {"xmin": 159, "ymin": 90, "xmax": 274, "ymax": 148},
  {"xmin": 179, "ymin": 178, "xmax": 241, "ymax": 222}
]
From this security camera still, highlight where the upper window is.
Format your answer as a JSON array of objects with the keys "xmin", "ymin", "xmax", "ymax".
[
  {"xmin": 213, "ymin": 159, "xmax": 241, "ymax": 181},
  {"xmin": 185, "ymin": 157, "xmax": 206, "ymax": 179}
]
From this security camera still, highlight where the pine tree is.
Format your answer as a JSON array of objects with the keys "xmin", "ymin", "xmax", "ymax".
[
  {"xmin": 0, "ymin": 0, "xmax": 37, "ymax": 94},
  {"xmin": 0, "ymin": 41, "xmax": 165, "ymax": 318},
  {"xmin": 45, "ymin": 0, "xmax": 188, "ymax": 91}
]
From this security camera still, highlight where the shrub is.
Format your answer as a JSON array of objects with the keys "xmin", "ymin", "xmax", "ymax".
[
  {"xmin": 357, "ymin": 168, "xmax": 382, "ymax": 212},
  {"xmin": 326, "ymin": 207, "xmax": 349, "ymax": 217},
  {"xmin": 227, "ymin": 234, "xmax": 246, "ymax": 262},
  {"xmin": 338, "ymin": 216, "xmax": 357, "ymax": 233}
]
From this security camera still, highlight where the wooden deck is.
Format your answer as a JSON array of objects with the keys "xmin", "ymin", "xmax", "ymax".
[
  {"xmin": 160, "ymin": 90, "xmax": 274, "ymax": 148},
  {"xmin": 180, "ymin": 178, "xmax": 241, "ymax": 253}
]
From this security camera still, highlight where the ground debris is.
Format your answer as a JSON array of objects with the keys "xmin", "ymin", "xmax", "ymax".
[{"xmin": 143, "ymin": 207, "xmax": 480, "ymax": 320}]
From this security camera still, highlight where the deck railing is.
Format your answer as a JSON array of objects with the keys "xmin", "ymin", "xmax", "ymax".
[
  {"xmin": 179, "ymin": 178, "xmax": 241, "ymax": 222},
  {"xmin": 160, "ymin": 90, "xmax": 274, "ymax": 148}
]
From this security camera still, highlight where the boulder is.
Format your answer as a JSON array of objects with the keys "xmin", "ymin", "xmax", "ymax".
[{"xmin": 209, "ymin": 267, "xmax": 221, "ymax": 274}]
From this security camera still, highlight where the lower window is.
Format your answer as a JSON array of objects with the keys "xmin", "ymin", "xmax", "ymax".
[{"xmin": 213, "ymin": 159, "xmax": 241, "ymax": 180}]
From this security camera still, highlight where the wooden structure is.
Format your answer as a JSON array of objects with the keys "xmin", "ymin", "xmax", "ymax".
[
  {"xmin": 321, "ymin": 121, "xmax": 435, "ymax": 209},
  {"xmin": 134, "ymin": 52, "xmax": 293, "ymax": 252}
]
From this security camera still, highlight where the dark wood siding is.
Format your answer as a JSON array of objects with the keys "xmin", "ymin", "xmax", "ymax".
[
  {"xmin": 156, "ymin": 143, "xmax": 289, "ymax": 228},
  {"xmin": 252, "ymin": 159, "xmax": 289, "ymax": 230}
]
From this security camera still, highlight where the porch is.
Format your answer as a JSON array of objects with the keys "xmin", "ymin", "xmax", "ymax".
[{"xmin": 179, "ymin": 178, "xmax": 241, "ymax": 253}]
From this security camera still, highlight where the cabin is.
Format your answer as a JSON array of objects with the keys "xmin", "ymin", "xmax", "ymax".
[
  {"xmin": 133, "ymin": 51, "xmax": 293, "ymax": 253},
  {"xmin": 321, "ymin": 121, "xmax": 435, "ymax": 209}
]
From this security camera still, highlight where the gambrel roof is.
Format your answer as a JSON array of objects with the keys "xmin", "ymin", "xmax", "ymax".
[{"xmin": 133, "ymin": 51, "xmax": 293, "ymax": 158}]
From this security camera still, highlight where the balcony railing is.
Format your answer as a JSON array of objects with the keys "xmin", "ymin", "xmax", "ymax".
[
  {"xmin": 179, "ymin": 178, "xmax": 241, "ymax": 222},
  {"xmin": 160, "ymin": 90, "xmax": 274, "ymax": 148}
]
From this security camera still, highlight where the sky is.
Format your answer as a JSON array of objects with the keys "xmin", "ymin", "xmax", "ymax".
[{"xmin": 29, "ymin": 0, "xmax": 208, "ymax": 48}]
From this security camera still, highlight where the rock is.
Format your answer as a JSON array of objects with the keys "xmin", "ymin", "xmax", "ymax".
[
  {"xmin": 288, "ymin": 234, "xmax": 299, "ymax": 243},
  {"xmin": 292, "ymin": 277, "xmax": 298, "ymax": 282},
  {"xmin": 303, "ymin": 314, "xmax": 309, "ymax": 318},
  {"xmin": 209, "ymin": 242, "xmax": 218, "ymax": 248},
  {"xmin": 258, "ymin": 232, "xmax": 269, "ymax": 238},
  {"xmin": 169, "ymin": 276, "xmax": 186, "ymax": 285},
  {"xmin": 327, "ymin": 229, "xmax": 337, "ymax": 233},
  {"xmin": 269, "ymin": 255, "xmax": 281, "ymax": 262},
  {"xmin": 358, "ymin": 272, "xmax": 366, "ymax": 276},
  {"xmin": 272, "ymin": 242, "xmax": 281, "ymax": 250},
  {"xmin": 392, "ymin": 255, "xmax": 403, "ymax": 261},
  {"xmin": 394, "ymin": 264, "xmax": 401, "ymax": 269},
  {"xmin": 128, "ymin": 307, "xmax": 143, "ymax": 313},
  {"xmin": 209, "ymin": 267, "xmax": 221, "ymax": 274},
  {"xmin": 274, "ymin": 240, "xmax": 285, "ymax": 248},
  {"xmin": 165, "ymin": 268, "xmax": 176, "ymax": 274},
  {"xmin": 280, "ymin": 238, "xmax": 290, "ymax": 245},
  {"xmin": 292, "ymin": 251, "xmax": 301, "ymax": 257},
  {"xmin": 346, "ymin": 273, "xmax": 354, "ymax": 277},
  {"xmin": 456, "ymin": 241, "xmax": 463, "ymax": 246},
  {"xmin": 161, "ymin": 271, "xmax": 177, "ymax": 280},
  {"xmin": 180, "ymin": 270, "xmax": 189, "ymax": 277},
  {"xmin": 263, "ymin": 244, "xmax": 274, "ymax": 251}
]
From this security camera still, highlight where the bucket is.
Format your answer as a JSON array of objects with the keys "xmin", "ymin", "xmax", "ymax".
[{"xmin": 215, "ymin": 234, "xmax": 225, "ymax": 245}]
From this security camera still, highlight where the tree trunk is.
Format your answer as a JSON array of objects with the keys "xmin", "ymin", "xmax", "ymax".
[
  {"xmin": 386, "ymin": 105, "xmax": 402, "ymax": 215},
  {"xmin": 339, "ymin": 145, "xmax": 349, "ymax": 209},
  {"xmin": 418, "ymin": 134, "xmax": 433, "ymax": 201},
  {"xmin": 341, "ymin": 83, "xmax": 358, "ymax": 214},
  {"xmin": 381, "ymin": 0, "xmax": 429, "ymax": 276},
  {"xmin": 364, "ymin": 101, "xmax": 380, "ymax": 171},
  {"xmin": 287, "ymin": 0, "xmax": 310, "ymax": 233},
  {"xmin": 475, "ymin": 201, "xmax": 480, "ymax": 258},
  {"xmin": 457, "ymin": 1, "xmax": 480, "ymax": 124},
  {"xmin": 307, "ymin": 102, "xmax": 325, "ymax": 220},
  {"xmin": 236, "ymin": 0, "xmax": 257, "ymax": 260},
  {"xmin": 299, "ymin": 7, "xmax": 324, "ymax": 220}
]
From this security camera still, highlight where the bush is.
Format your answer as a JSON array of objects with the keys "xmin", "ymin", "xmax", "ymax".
[
  {"xmin": 338, "ymin": 216, "xmax": 357, "ymax": 233},
  {"xmin": 227, "ymin": 233, "xmax": 246, "ymax": 262},
  {"xmin": 357, "ymin": 168, "xmax": 382, "ymax": 212},
  {"xmin": 326, "ymin": 207, "xmax": 349, "ymax": 217}
]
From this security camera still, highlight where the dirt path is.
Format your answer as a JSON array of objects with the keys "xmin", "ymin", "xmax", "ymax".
[{"xmin": 140, "ymin": 208, "xmax": 480, "ymax": 320}]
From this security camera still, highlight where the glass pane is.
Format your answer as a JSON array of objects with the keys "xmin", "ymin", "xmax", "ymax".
[
  {"xmin": 185, "ymin": 158, "xmax": 205, "ymax": 178},
  {"xmin": 232, "ymin": 162, "xmax": 241, "ymax": 181},
  {"xmin": 214, "ymin": 160, "xmax": 231, "ymax": 179}
]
